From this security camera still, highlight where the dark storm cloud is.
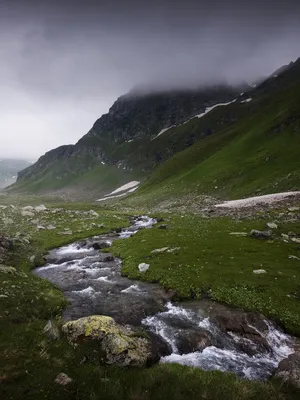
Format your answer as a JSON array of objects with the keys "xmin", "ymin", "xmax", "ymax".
[{"xmin": 0, "ymin": 0, "xmax": 299, "ymax": 159}]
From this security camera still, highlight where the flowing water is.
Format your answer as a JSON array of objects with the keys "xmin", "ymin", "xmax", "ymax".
[{"xmin": 35, "ymin": 216, "xmax": 294, "ymax": 380}]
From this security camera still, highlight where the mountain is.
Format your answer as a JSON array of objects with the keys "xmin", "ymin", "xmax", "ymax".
[
  {"xmin": 125, "ymin": 58, "xmax": 300, "ymax": 209},
  {"xmin": 11, "ymin": 85, "xmax": 240, "ymax": 198},
  {"xmin": 9, "ymin": 58, "xmax": 300, "ymax": 202},
  {"xmin": 0, "ymin": 159, "xmax": 32, "ymax": 189}
]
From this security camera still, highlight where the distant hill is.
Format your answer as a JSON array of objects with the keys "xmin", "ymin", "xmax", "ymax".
[{"xmin": 0, "ymin": 159, "xmax": 32, "ymax": 189}]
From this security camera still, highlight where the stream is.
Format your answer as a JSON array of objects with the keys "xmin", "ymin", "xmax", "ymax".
[{"xmin": 35, "ymin": 216, "xmax": 294, "ymax": 380}]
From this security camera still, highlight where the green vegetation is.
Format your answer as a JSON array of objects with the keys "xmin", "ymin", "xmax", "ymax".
[
  {"xmin": 123, "ymin": 80, "xmax": 300, "ymax": 210},
  {"xmin": 1, "ymin": 61, "xmax": 300, "ymax": 398},
  {"xmin": 8, "ymin": 163, "xmax": 143, "ymax": 200},
  {"xmin": 111, "ymin": 214, "xmax": 300, "ymax": 335},
  {"xmin": 0, "ymin": 200, "xmax": 299, "ymax": 399}
]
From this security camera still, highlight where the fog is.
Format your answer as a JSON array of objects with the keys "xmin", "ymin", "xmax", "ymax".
[{"xmin": 0, "ymin": 0, "xmax": 299, "ymax": 159}]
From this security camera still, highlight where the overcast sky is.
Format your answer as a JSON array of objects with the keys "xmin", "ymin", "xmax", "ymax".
[{"xmin": 0, "ymin": 0, "xmax": 299, "ymax": 160}]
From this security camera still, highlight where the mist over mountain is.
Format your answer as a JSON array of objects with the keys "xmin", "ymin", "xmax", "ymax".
[{"xmin": 1, "ymin": 0, "xmax": 300, "ymax": 159}]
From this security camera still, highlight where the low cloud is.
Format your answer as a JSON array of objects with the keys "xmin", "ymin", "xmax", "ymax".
[{"xmin": 0, "ymin": 0, "xmax": 299, "ymax": 159}]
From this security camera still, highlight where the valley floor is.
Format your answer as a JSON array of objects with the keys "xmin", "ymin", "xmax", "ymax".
[{"xmin": 0, "ymin": 194, "xmax": 300, "ymax": 399}]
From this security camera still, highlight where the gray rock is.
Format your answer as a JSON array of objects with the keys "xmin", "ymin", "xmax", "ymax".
[
  {"xmin": 176, "ymin": 329, "xmax": 212, "ymax": 354},
  {"xmin": 291, "ymin": 238, "xmax": 300, "ymax": 244},
  {"xmin": 158, "ymin": 224, "xmax": 168, "ymax": 230},
  {"xmin": 266, "ymin": 222, "xmax": 278, "ymax": 230},
  {"xmin": 46, "ymin": 225, "xmax": 56, "ymax": 230},
  {"xmin": 274, "ymin": 352, "xmax": 300, "ymax": 388},
  {"xmin": 288, "ymin": 207, "xmax": 299, "ymax": 212},
  {"xmin": 62, "ymin": 230, "xmax": 73, "ymax": 235},
  {"xmin": 289, "ymin": 255, "xmax": 300, "ymax": 261},
  {"xmin": 253, "ymin": 269, "xmax": 267, "ymax": 274},
  {"xmin": 22, "ymin": 206, "xmax": 34, "ymax": 211},
  {"xmin": 167, "ymin": 247, "xmax": 181, "ymax": 253},
  {"xmin": 21, "ymin": 210, "xmax": 35, "ymax": 217},
  {"xmin": 89, "ymin": 209, "xmax": 99, "ymax": 217},
  {"xmin": 91, "ymin": 241, "xmax": 111, "ymax": 250},
  {"xmin": 37, "ymin": 225, "xmax": 46, "ymax": 230},
  {"xmin": 62, "ymin": 315, "xmax": 155, "ymax": 367},
  {"xmin": 250, "ymin": 229, "xmax": 272, "ymax": 239},
  {"xmin": 55, "ymin": 373, "xmax": 73, "ymax": 386},
  {"xmin": 35, "ymin": 205, "xmax": 47, "ymax": 212},
  {"xmin": 151, "ymin": 247, "xmax": 169, "ymax": 254},
  {"xmin": 138, "ymin": 263, "xmax": 150, "ymax": 272}
]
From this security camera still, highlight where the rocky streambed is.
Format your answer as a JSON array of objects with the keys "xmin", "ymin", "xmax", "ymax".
[{"xmin": 35, "ymin": 216, "xmax": 295, "ymax": 381}]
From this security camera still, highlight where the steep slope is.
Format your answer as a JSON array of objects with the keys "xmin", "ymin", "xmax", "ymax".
[
  {"xmin": 0, "ymin": 159, "xmax": 32, "ymax": 189},
  {"xmin": 9, "ymin": 58, "xmax": 300, "ymax": 201},
  {"xmin": 124, "ymin": 59, "xmax": 300, "ymax": 208},
  {"xmin": 10, "ymin": 86, "xmax": 240, "ymax": 197}
]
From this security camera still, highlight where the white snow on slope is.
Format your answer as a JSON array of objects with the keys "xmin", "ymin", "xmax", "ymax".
[
  {"xmin": 107, "ymin": 181, "xmax": 140, "ymax": 195},
  {"xmin": 152, "ymin": 126, "xmax": 175, "ymax": 141},
  {"xmin": 215, "ymin": 191, "xmax": 300, "ymax": 209},
  {"xmin": 151, "ymin": 99, "xmax": 237, "ymax": 140},
  {"xmin": 96, "ymin": 182, "xmax": 140, "ymax": 202},
  {"xmin": 241, "ymin": 98, "xmax": 252, "ymax": 103},
  {"xmin": 193, "ymin": 99, "xmax": 237, "ymax": 120}
]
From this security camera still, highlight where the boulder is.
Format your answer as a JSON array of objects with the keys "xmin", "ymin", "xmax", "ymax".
[
  {"xmin": 91, "ymin": 241, "xmax": 111, "ymax": 250},
  {"xmin": 253, "ymin": 269, "xmax": 267, "ymax": 274},
  {"xmin": 291, "ymin": 238, "xmax": 300, "ymax": 244},
  {"xmin": 266, "ymin": 222, "xmax": 278, "ymax": 230},
  {"xmin": 138, "ymin": 263, "xmax": 150, "ymax": 272},
  {"xmin": 88, "ymin": 210, "xmax": 99, "ymax": 217},
  {"xmin": 274, "ymin": 352, "xmax": 300, "ymax": 388},
  {"xmin": 46, "ymin": 225, "xmax": 56, "ymax": 230},
  {"xmin": 176, "ymin": 329, "xmax": 213, "ymax": 354},
  {"xmin": 250, "ymin": 229, "xmax": 272, "ymax": 239},
  {"xmin": 62, "ymin": 315, "xmax": 156, "ymax": 367},
  {"xmin": 21, "ymin": 210, "xmax": 34, "ymax": 217},
  {"xmin": 213, "ymin": 310, "xmax": 271, "ymax": 353},
  {"xmin": 158, "ymin": 224, "xmax": 168, "ymax": 230},
  {"xmin": 35, "ymin": 205, "xmax": 47, "ymax": 212},
  {"xmin": 22, "ymin": 206, "xmax": 34, "ymax": 211},
  {"xmin": 55, "ymin": 373, "xmax": 73, "ymax": 386}
]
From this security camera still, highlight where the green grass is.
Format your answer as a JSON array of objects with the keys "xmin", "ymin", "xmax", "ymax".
[
  {"xmin": 8, "ymin": 163, "xmax": 143, "ymax": 200},
  {"xmin": 121, "ymin": 80, "xmax": 300, "ymax": 210},
  {"xmin": 0, "ymin": 201, "xmax": 300, "ymax": 399},
  {"xmin": 111, "ymin": 214, "xmax": 300, "ymax": 335}
]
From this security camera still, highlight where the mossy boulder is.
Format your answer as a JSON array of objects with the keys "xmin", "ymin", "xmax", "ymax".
[{"xmin": 62, "ymin": 315, "xmax": 155, "ymax": 367}]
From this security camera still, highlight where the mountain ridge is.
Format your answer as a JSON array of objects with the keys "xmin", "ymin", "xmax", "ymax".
[{"xmin": 10, "ymin": 58, "xmax": 300, "ymax": 200}]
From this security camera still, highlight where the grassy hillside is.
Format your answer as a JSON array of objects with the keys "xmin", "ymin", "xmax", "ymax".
[
  {"xmin": 124, "ymin": 74, "xmax": 300, "ymax": 209},
  {"xmin": 8, "ymin": 163, "xmax": 143, "ymax": 200}
]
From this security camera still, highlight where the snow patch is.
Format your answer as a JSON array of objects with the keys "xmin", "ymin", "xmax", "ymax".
[
  {"xmin": 215, "ymin": 191, "xmax": 300, "ymax": 209},
  {"xmin": 108, "ymin": 181, "xmax": 140, "ymax": 195},
  {"xmin": 194, "ymin": 99, "xmax": 237, "ymax": 120},
  {"xmin": 241, "ymin": 98, "xmax": 252, "ymax": 103},
  {"xmin": 152, "ymin": 126, "xmax": 175, "ymax": 140}
]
